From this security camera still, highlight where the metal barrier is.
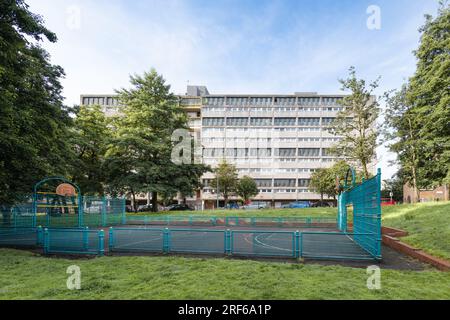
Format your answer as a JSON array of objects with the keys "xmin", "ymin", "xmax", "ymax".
[
  {"xmin": 109, "ymin": 227, "xmax": 164, "ymax": 253},
  {"xmin": 301, "ymin": 232, "xmax": 375, "ymax": 260},
  {"xmin": 1, "ymin": 197, "xmax": 125, "ymax": 229},
  {"xmin": 338, "ymin": 168, "xmax": 382, "ymax": 259},
  {"xmin": 0, "ymin": 227, "xmax": 38, "ymax": 247},
  {"xmin": 83, "ymin": 197, "xmax": 126, "ymax": 227},
  {"xmin": 126, "ymin": 215, "xmax": 337, "ymax": 229},
  {"xmin": 231, "ymin": 230, "xmax": 296, "ymax": 258},
  {"xmin": 108, "ymin": 227, "xmax": 377, "ymax": 260},
  {"xmin": 43, "ymin": 227, "xmax": 104, "ymax": 255}
]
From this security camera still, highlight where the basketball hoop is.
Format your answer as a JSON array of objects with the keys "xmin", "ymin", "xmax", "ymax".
[{"xmin": 56, "ymin": 183, "xmax": 76, "ymax": 196}]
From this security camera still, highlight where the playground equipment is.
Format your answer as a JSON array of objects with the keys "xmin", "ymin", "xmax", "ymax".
[{"xmin": 0, "ymin": 170, "xmax": 382, "ymax": 261}]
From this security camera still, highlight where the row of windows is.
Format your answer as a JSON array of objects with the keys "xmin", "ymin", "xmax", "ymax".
[
  {"xmin": 204, "ymin": 97, "xmax": 343, "ymax": 106},
  {"xmin": 254, "ymin": 179, "xmax": 311, "ymax": 188},
  {"xmin": 202, "ymin": 117, "xmax": 336, "ymax": 126},
  {"xmin": 237, "ymin": 168, "xmax": 316, "ymax": 174},
  {"xmin": 180, "ymin": 98, "xmax": 202, "ymax": 105},
  {"xmin": 202, "ymin": 127, "xmax": 340, "ymax": 134},
  {"xmin": 202, "ymin": 188, "xmax": 314, "ymax": 194},
  {"xmin": 82, "ymin": 96, "xmax": 344, "ymax": 108},
  {"xmin": 203, "ymin": 179, "xmax": 311, "ymax": 188},
  {"xmin": 202, "ymin": 106, "xmax": 344, "ymax": 112},
  {"xmin": 203, "ymin": 158, "xmax": 334, "ymax": 165},
  {"xmin": 202, "ymin": 137, "xmax": 341, "ymax": 143},
  {"xmin": 202, "ymin": 148, "xmax": 333, "ymax": 157},
  {"xmin": 82, "ymin": 97, "xmax": 120, "ymax": 106}
]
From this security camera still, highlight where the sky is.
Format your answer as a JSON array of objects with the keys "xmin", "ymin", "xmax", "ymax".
[{"xmin": 27, "ymin": 0, "xmax": 443, "ymax": 180}]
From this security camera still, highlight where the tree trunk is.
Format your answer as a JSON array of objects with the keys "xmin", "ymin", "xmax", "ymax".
[
  {"xmin": 408, "ymin": 118, "xmax": 421, "ymax": 203},
  {"xmin": 151, "ymin": 191, "xmax": 158, "ymax": 212},
  {"xmin": 131, "ymin": 190, "xmax": 137, "ymax": 213},
  {"xmin": 411, "ymin": 167, "xmax": 420, "ymax": 203},
  {"xmin": 362, "ymin": 160, "xmax": 369, "ymax": 180},
  {"xmin": 320, "ymin": 192, "xmax": 324, "ymax": 203},
  {"xmin": 224, "ymin": 194, "xmax": 228, "ymax": 208}
]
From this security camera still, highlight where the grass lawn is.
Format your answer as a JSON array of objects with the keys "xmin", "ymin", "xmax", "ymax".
[
  {"xmin": 1, "ymin": 201, "xmax": 449, "ymax": 300},
  {"xmin": 382, "ymin": 201, "xmax": 450, "ymax": 261},
  {"xmin": 0, "ymin": 248, "xmax": 449, "ymax": 300}
]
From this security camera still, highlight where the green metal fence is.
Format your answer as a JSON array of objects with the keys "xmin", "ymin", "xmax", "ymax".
[
  {"xmin": 0, "ymin": 227, "xmax": 38, "ymax": 247},
  {"xmin": 43, "ymin": 227, "xmax": 105, "ymax": 255},
  {"xmin": 338, "ymin": 168, "xmax": 382, "ymax": 259},
  {"xmin": 109, "ymin": 227, "xmax": 377, "ymax": 260},
  {"xmin": 83, "ymin": 197, "xmax": 126, "ymax": 227},
  {"xmin": 0, "ymin": 197, "xmax": 125, "ymax": 229},
  {"xmin": 126, "ymin": 215, "xmax": 337, "ymax": 229}
]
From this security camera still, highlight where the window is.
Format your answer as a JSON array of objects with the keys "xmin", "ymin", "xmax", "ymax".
[
  {"xmin": 226, "ymin": 117, "xmax": 248, "ymax": 126},
  {"xmin": 274, "ymin": 97, "xmax": 296, "ymax": 105},
  {"xmin": 255, "ymin": 179, "xmax": 272, "ymax": 187},
  {"xmin": 252, "ymin": 97, "xmax": 272, "ymax": 105},
  {"xmin": 298, "ymin": 179, "xmax": 311, "ymax": 187},
  {"xmin": 298, "ymin": 148, "xmax": 320, "ymax": 157},
  {"xmin": 274, "ymin": 179, "xmax": 296, "ymax": 187},
  {"xmin": 298, "ymin": 117, "xmax": 320, "ymax": 126},
  {"xmin": 248, "ymin": 148, "xmax": 271, "ymax": 157},
  {"xmin": 203, "ymin": 148, "xmax": 224, "ymax": 157},
  {"xmin": 206, "ymin": 97, "xmax": 225, "ymax": 106},
  {"xmin": 250, "ymin": 118, "xmax": 272, "ymax": 126},
  {"xmin": 236, "ymin": 148, "xmax": 247, "ymax": 157},
  {"xmin": 322, "ymin": 117, "xmax": 335, "ymax": 126},
  {"xmin": 274, "ymin": 148, "xmax": 296, "ymax": 157},
  {"xmin": 202, "ymin": 118, "xmax": 225, "ymax": 126},
  {"xmin": 274, "ymin": 118, "xmax": 296, "ymax": 126}
]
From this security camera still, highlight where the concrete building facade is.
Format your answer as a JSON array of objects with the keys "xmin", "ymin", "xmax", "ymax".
[{"xmin": 80, "ymin": 86, "xmax": 377, "ymax": 209}]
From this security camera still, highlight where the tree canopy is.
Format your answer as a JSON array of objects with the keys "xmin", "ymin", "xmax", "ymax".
[
  {"xmin": 236, "ymin": 176, "xmax": 259, "ymax": 203},
  {"xmin": 328, "ymin": 67, "xmax": 380, "ymax": 179},
  {"xmin": 104, "ymin": 69, "xmax": 210, "ymax": 211},
  {"xmin": 383, "ymin": 4, "xmax": 449, "ymax": 198},
  {"xmin": 0, "ymin": 0, "xmax": 73, "ymax": 204},
  {"xmin": 215, "ymin": 160, "xmax": 238, "ymax": 206}
]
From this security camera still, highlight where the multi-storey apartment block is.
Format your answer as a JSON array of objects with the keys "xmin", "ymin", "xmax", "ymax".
[{"xmin": 80, "ymin": 86, "xmax": 376, "ymax": 209}]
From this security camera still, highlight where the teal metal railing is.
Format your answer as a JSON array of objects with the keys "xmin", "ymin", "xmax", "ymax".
[
  {"xmin": 125, "ymin": 215, "xmax": 338, "ymax": 229},
  {"xmin": 0, "ymin": 197, "xmax": 126, "ymax": 229},
  {"xmin": 108, "ymin": 227, "xmax": 378, "ymax": 260},
  {"xmin": 42, "ymin": 228, "xmax": 105, "ymax": 255},
  {"xmin": 338, "ymin": 168, "xmax": 382, "ymax": 259}
]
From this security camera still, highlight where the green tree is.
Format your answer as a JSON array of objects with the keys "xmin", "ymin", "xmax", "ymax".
[
  {"xmin": 310, "ymin": 161, "xmax": 355, "ymax": 202},
  {"xmin": 236, "ymin": 176, "xmax": 259, "ymax": 204},
  {"xmin": 215, "ymin": 160, "xmax": 238, "ymax": 207},
  {"xmin": 405, "ymin": 3, "xmax": 450, "ymax": 187},
  {"xmin": 381, "ymin": 173, "xmax": 404, "ymax": 203},
  {"xmin": 0, "ymin": 0, "xmax": 73, "ymax": 204},
  {"xmin": 104, "ymin": 69, "xmax": 209, "ymax": 212},
  {"xmin": 310, "ymin": 169, "xmax": 329, "ymax": 202},
  {"xmin": 70, "ymin": 104, "xmax": 110, "ymax": 195},
  {"xmin": 383, "ymin": 85, "xmax": 423, "ymax": 201},
  {"xmin": 328, "ymin": 67, "xmax": 380, "ymax": 179}
]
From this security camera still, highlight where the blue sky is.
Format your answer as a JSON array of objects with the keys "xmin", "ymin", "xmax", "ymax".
[{"xmin": 27, "ymin": 0, "xmax": 443, "ymax": 179}]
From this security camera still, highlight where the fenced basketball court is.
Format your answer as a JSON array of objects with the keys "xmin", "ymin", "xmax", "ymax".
[{"xmin": 0, "ymin": 170, "xmax": 382, "ymax": 261}]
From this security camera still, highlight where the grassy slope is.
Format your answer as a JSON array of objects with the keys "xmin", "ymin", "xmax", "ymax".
[
  {"xmin": 0, "ymin": 249, "xmax": 449, "ymax": 300},
  {"xmin": 381, "ymin": 202, "xmax": 450, "ymax": 260}
]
